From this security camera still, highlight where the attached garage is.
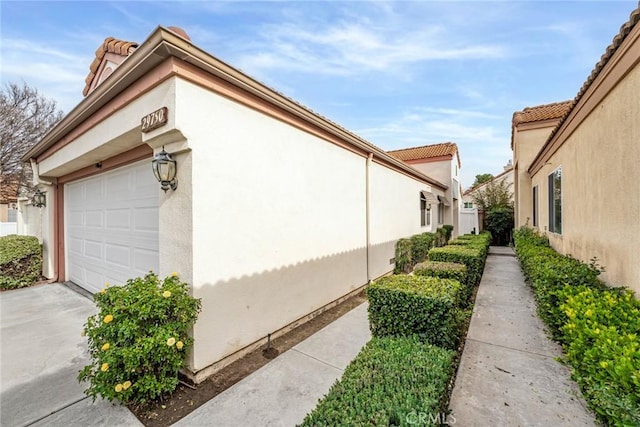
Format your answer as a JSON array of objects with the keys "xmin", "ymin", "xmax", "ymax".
[{"xmin": 65, "ymin": 161, "xmax": 159, "ymax": 293}]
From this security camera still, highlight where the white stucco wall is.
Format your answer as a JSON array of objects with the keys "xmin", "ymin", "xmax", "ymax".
[
  {"xmin": 174, "ymin": 79, "xmax": 369, "ymax": 370},
  {"xmin": 411, "ymin": 159, "xmax": 458, "ymax": 233},
  {"xmin": 368, "ymin": 162, "xmax": 435, "ymax": 279}
]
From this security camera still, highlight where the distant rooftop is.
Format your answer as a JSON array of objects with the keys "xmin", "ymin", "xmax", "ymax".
[{"xmin": 387, "ymin": 142, "xmax": 460, "ymax": 166}]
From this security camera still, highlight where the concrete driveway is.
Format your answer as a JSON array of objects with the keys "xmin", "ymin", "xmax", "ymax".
[{"xmin": 0, "ymin": 283, "xmax": 142, "ymax": 427}]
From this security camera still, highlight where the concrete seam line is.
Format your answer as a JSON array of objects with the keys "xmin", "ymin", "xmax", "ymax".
[
  {"xmin": 290, "ymin": 348, "xmax": 345, "ymax": 372},
  {"xmin": 23, "ymin": 396, "xmax": 90, "ymax": 427},
  {"xmin": 465, "ymin": 338, "xmax": 558, "ymax": 360}
]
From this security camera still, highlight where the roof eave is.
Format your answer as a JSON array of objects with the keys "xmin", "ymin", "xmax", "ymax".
[{"xmin": 23, "ymin": 26, "xmax": 447, "ymax": 190}]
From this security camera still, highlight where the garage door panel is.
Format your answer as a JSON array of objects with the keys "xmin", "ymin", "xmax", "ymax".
[
  {"xmin": 66, "ymin": 161, "xmax": 159, "ymax": 293},
  {"xmin": 105, "ymin": 243, "xmax": 130, "ymax": 268},
  {"xmin": 85, "ymin": 210, "xmax": 103, "ymax": 227},
  {"xmin": 84, "ymin": 240, "xmax": 103, "ymax": 260},
  {"xmin": 106, "ymin": 209, "xmax": 131, "ymax": 230},
  {"xmin": 106, "ymin": 171, "xmax": 130, "ymax": 194}
]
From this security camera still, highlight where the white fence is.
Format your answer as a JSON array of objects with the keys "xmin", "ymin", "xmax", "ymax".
[
  {"xmin": 459, "ymin": 208, "xmax": 479, "ymax": 235},
  {"xmin": 0, "ymin": 222, "xmax": 17, "ymax": 237}
]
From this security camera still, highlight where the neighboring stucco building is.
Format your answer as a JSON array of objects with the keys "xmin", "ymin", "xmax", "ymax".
[
  {"xmin": 462, "ymin": 160, "xmax": 514, "ymax": 233},
  {"xmin": 512, "ymin": 101, "xmax": 572, "ymax": 228},
  {"xmin": 388, "ymin": 142, "xmax": 463, "ymax": 237},
  {"xmin": 0, "ymin": 177, "xmax": 18, "ymax": 223},
  {"xmin": 512, "ymin": 6, "xmax": 640, "ymax": 294},
  {"xmin": 21, "ymin": 26, "xmax": 448, "ymax": 381}
]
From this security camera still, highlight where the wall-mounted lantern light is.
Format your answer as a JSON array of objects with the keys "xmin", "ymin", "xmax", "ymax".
[
  {"xmin": 152, "ymin": 147, "xmax": 178, "ymax": 192},
  {"xmin": 32, "ymin": 189, "xmax": 46, "ymax": 207}
]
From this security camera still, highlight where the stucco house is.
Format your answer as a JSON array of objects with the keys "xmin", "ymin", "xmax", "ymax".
[
  {"xmin": 388, "ymin": 142, "xmax": 463, "ymax": 236},
  {"xmin": 512, "ymin": 6, "xmax": 640, "ymax": 294},
  {"xmin": 462, "ymin": 160, "xmax": 514, "ymax": 233},
  {"xmin": 20, "ymin": 26, "xmax": 449, "ymax": 382},
  {"xmin": 0, "ymin": 177, "xmax": 18, "ymax": 223}
]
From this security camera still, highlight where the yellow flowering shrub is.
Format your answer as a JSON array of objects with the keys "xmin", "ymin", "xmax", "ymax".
[{"xmin": 79, "ymin": 272, "xmax": 201, "ymax": 404}]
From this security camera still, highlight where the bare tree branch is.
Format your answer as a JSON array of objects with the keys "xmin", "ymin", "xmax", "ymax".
[{"xmin": 0, "ymin": 82, "xmax": 63, "ymax": 197}]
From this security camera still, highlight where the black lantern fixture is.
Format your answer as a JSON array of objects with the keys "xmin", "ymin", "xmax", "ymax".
[
  {"xmin": 32, "ymin": 189, "xmax": 46, "ymax": 207},
  {"xmin": 152, "ymin": 147, "xmax": 178, "ymax": 192}
]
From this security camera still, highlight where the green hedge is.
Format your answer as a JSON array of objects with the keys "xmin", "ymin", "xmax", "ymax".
[
  {"xmin": 514, "ymin": 227, "xmax": 640, "ymax": 426},
  {"xmin": 0, "ymin": 235, "xmax": 42, "ymax": 290},
  {"xmin": 394, "ymin": 238, "xmax": 413, "ymax": 274},
  {"xmin": 394, "ymin": 233, "xmax": 437, "ymax": 274},
  {"xmin": 410, "ymin": 233, "xmax": 436, "ymax": 265},
  {"xmin": 428, "ymin": 245, "xmax": 485, "ymax": 288},
  {"xmin": 367, "ymin": 275, "xmax": 463, "ymax": 349},
  {"xmin": 514, "ymin": 227, "xmax": 605, "ymax": 338},
  {"xmin": 300, "ymin": 336, "xmax": 455, "ymax": 427},
  {"xmin": 414, "ymin": 260, "xmax": 467, "ymax": 285}
]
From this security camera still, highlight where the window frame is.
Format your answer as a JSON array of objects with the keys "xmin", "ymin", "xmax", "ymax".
[
  {"xmin": 532, "ymin": 185, "xmax": 538, "ymax": 227},
  {"xmin": 547, "ymin": 167, "xmax": 562, "ymax": 234}
]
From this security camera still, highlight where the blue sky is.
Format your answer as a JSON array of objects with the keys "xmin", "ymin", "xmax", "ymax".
[{"xmin": 1, "ymin": 1, "xmax": 636, "ymax": 187}]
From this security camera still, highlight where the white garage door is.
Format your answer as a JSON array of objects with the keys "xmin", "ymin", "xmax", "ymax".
[{"xmin": 66, "ymin": 161, "xmax": 159, "ymax": 293}]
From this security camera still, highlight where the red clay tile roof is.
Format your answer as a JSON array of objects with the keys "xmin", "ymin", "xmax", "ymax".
[
  {"xmin": 512, "ymin": 101, "xmax": 573, "ymax": 126},
  {"xmin": 0, "ymin": 177, "xmax": 19, "ymax": 204},
  {"xmin": 387, "ymin": 142, "xmax": 460, "ymax": 165},
  {"xmin": 83, "ymin": 37, "xmax": 138, "ymax": 96}
]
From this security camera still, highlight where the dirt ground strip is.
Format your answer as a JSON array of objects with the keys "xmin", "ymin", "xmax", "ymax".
[{"xmin": 130, "ymin": 291, "xmax": 367, "ymax": 427}]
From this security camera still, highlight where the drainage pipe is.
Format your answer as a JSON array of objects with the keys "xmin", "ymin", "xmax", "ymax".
[{"xmin": 366, "ymin": 153, "xmax": 373, "ymax": 283}]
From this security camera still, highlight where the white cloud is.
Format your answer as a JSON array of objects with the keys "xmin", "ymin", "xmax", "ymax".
[
  {"xmin": 234, "ymin": 20, "xmax": 508, "ymax": 77},
  {"xmin": 0, "ymin": 38, "xmax": 89, "ymax": 112},
  {"xmin": 355, "ymin": 108, "xmax": 512, "ymax": 187}
]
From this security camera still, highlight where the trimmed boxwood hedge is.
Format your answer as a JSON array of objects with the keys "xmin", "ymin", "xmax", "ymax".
[
  {"xmin": 410, "ymin": 232, "xmax": 436, "ymax": 265},
  {"xmin": 300, "ymin": 336, "xmax": 455, "ymax": 427},
  {"xmin": 428, "ymin": 245, "xmax": 485, "ymax": 288},
  {"xmin": 394, "ymin": 238, "xmax": 413, "ymax": 274},
  {"xmin": 414, "ymin": 260, "xmax": 467, "ymax": 285},
  {"xmin": 514, "ymin": 227, "xmax": 640, "ymax": 426},
  {"xmin": 0, "ymin": 235, "xmax": 42, "ymax": 290},
  {"xmin": 367, "ymin": 275, "xmax": 464, "ymax": 349}
]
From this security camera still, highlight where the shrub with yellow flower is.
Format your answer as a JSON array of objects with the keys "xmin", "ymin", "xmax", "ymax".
[
  {"xmin": 78, "ymin": 272, "xmax": 201, "ymax": 405},
  {"xmin": 171, "ymin": 272, "xmax": 178, "ymax": 277}
]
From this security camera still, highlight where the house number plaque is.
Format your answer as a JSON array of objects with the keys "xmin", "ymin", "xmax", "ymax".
[{"xmin": 141, "ymin": 107, "xmax": 168, "ymax": 133}]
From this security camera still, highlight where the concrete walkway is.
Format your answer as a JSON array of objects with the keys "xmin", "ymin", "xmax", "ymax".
[
  {"xmin": 175, "ymin": 303, "xmax": 370, "ymax": 427},
  {"xmin": 0, "ymin": 283, "xmax": 143, "ymax": 427},
  {"xmin": 449, "ymin": 246, "xmax": 597, "ymax": 426}
]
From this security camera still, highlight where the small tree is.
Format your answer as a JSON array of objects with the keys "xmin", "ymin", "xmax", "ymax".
[
  {"xmin": 472, "ymin": 179, "xmax": 514, "ymax": 245},
  {"xmin": 0, "ymin": 82, "xmax": 63, "ymax": 196},
  {"xmin": 471, "ymin": 179, "xmax": 513, "ymax": 212},
  {"xmin": 472, "ymin": 173, "xmax": 493, "ymax": 188}
]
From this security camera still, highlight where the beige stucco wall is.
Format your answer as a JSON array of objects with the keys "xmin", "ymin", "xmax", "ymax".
[
  {"xmin": 513, "ymin": 124, "xmax": 556, "ymax": 227},
  {"xmin": 530, "ymin": 62, "xmax": 640, "ymax": 294},
  {"xmin": 0, "ymin": 204, "xmax": 8, "ymax": 222}
]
